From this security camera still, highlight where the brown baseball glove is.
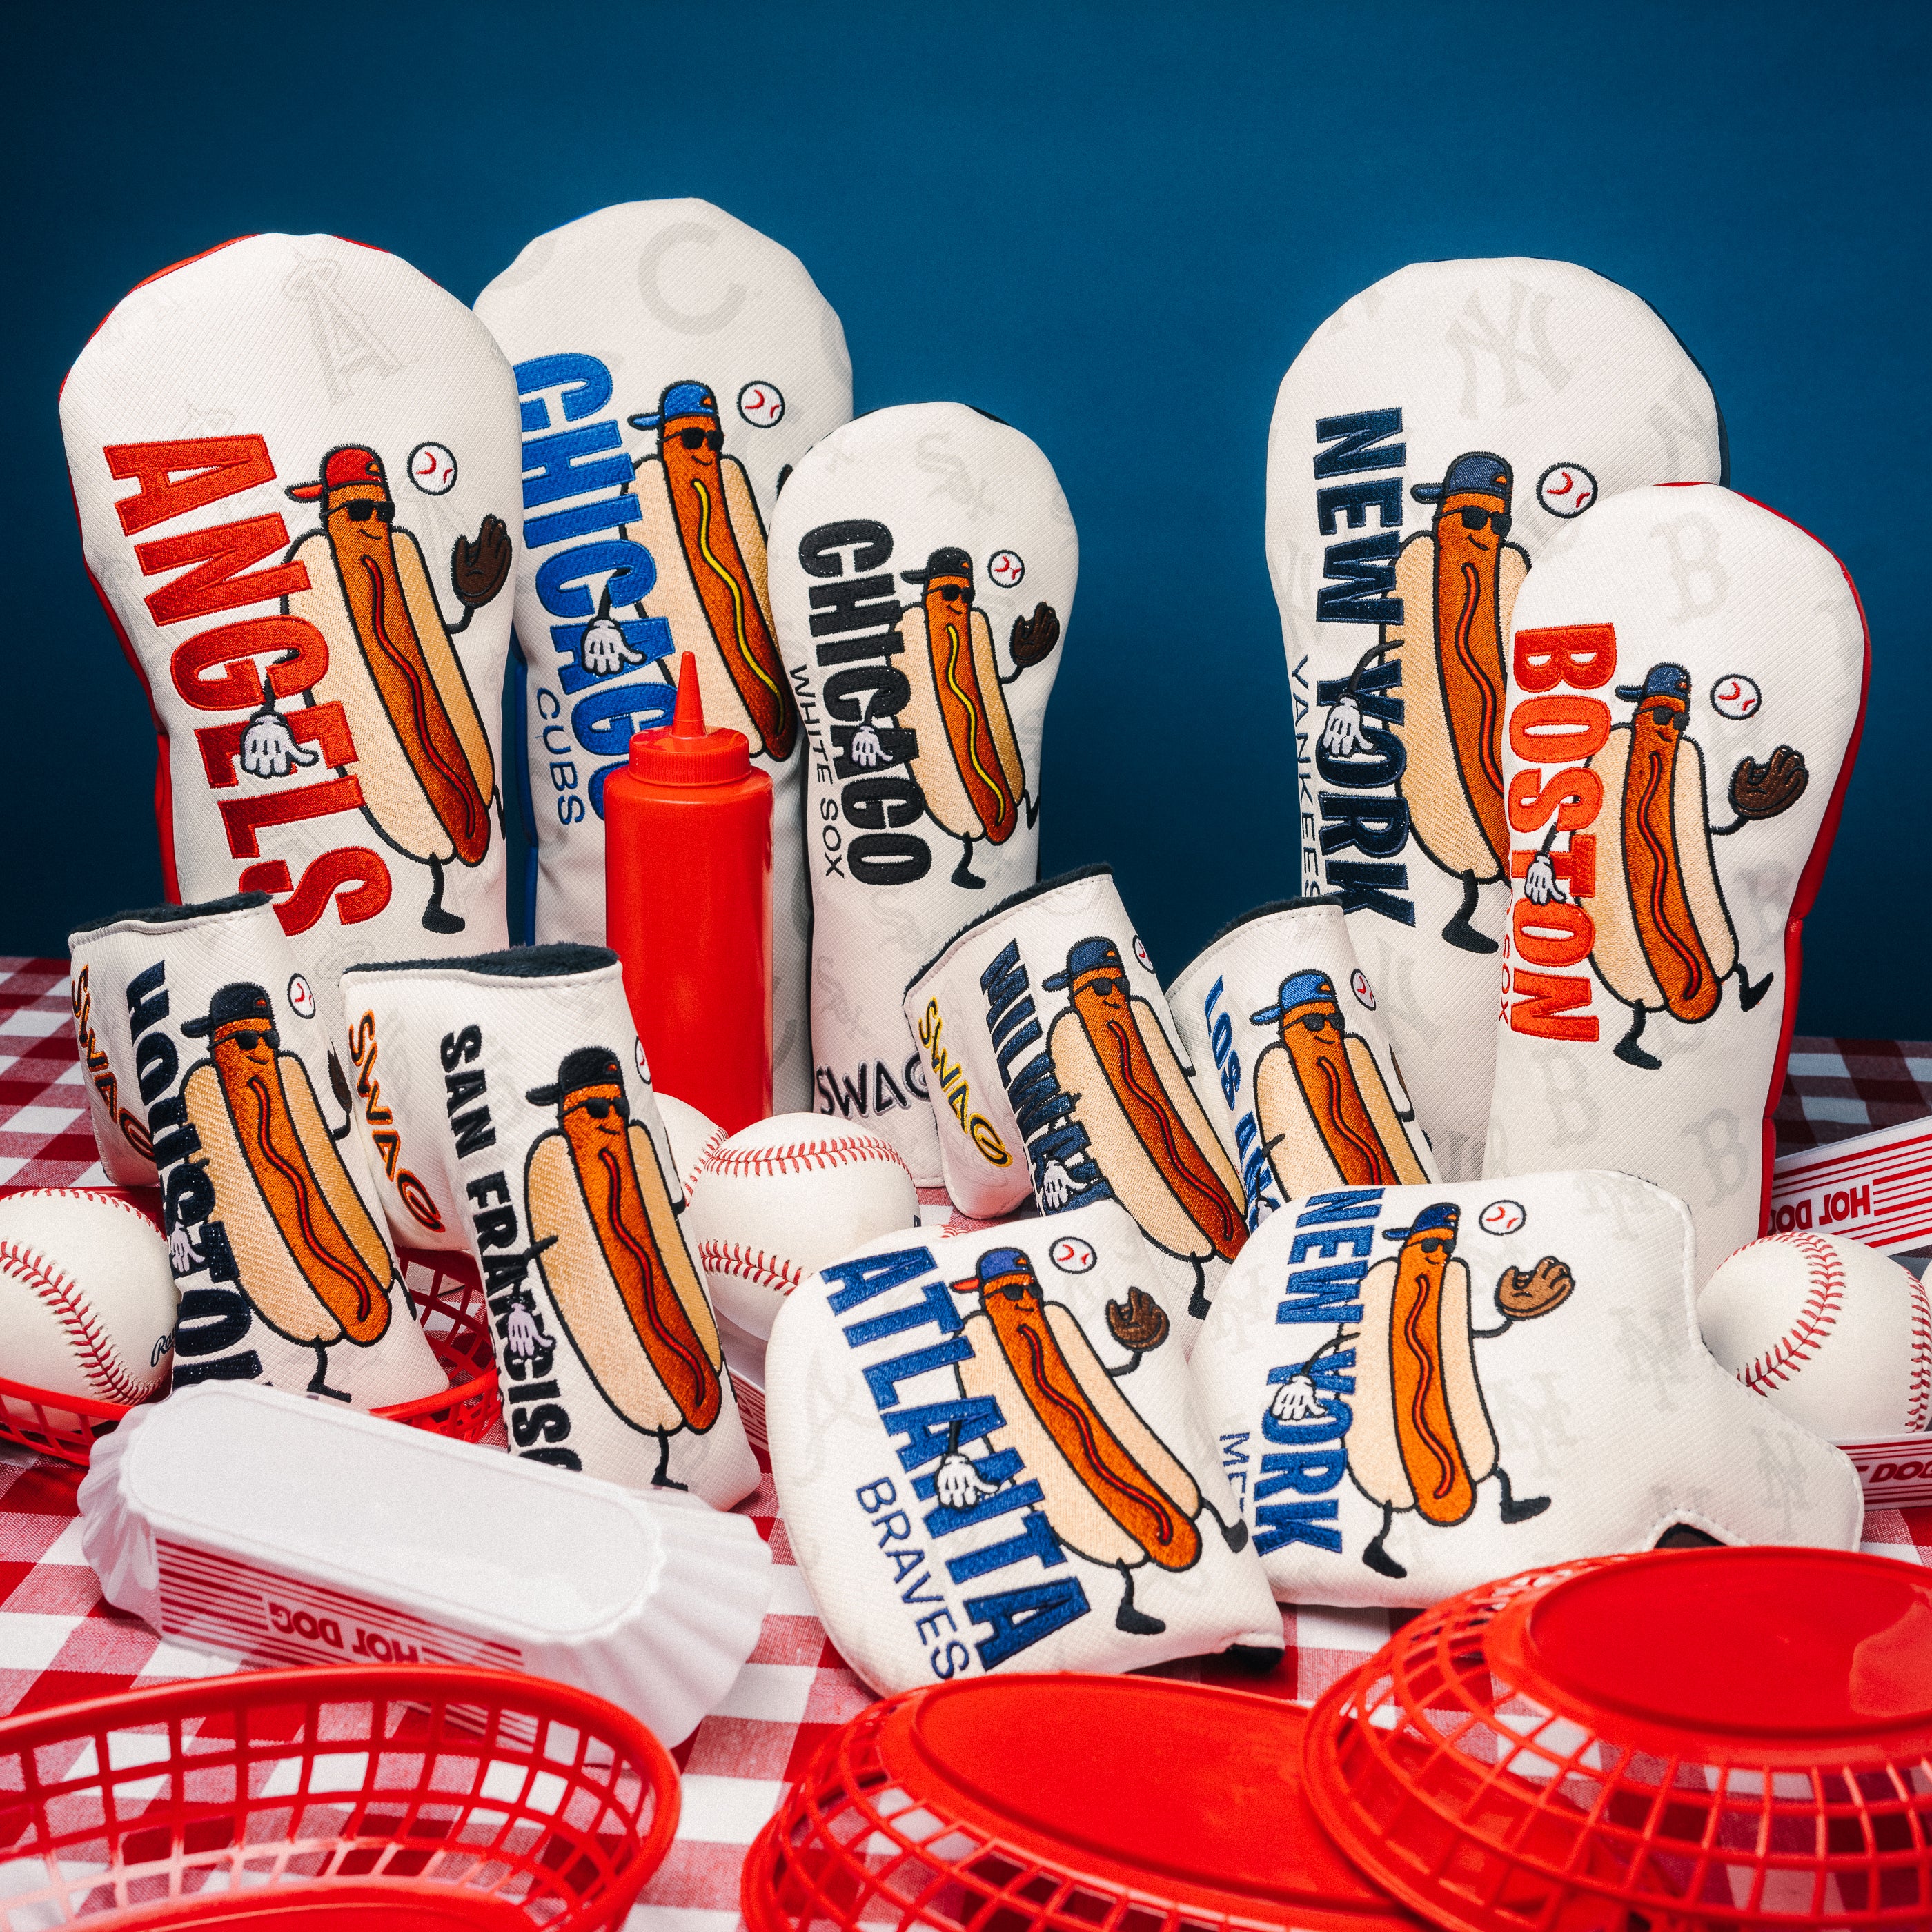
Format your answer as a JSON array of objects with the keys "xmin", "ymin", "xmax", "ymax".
[
  {"xmin": 451, "ymin": 514, "xmax": 513, "ymax": 611},
  {"xmin": 1106, "ymin": 1285, "xmax": 1170, "ymax": 1354},
  {"xmin": 1497, "ymin": 1256, "xmax": 1575, "ymax": 1320},
  {"xmin": 1009, "ymin": 602, "xmax": 1061, "ymax": 669},
  {"xmin": 1729, "ymin": 745, "xmax": 1809, "ymax": 821}
]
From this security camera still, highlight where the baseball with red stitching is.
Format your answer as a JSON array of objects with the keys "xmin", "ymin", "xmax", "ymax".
[
  {"xmin": 655, "ymin": 1092, "xmax": 727, "ymax": 1203},
  {"xmin": 684, "ymin": 1113, "xmax": 920, "ymax": 1341},
  {"xmin": 0, "ymin": 1189, "xmax": 177, "ymax": 1412},
  {"xmin": 1697, "ymin": 1230, "xmax": 1932, "ymax": 1439}
]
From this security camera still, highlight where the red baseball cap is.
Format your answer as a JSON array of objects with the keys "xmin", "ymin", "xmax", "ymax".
[{"xmin": 286, "ymin": 445, "xmax": 388, "ymax": 503}]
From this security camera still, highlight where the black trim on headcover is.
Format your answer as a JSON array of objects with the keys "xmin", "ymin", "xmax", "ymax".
[
  {"xmin": 904, "ymin": 864, "xmax": 1116, "ymax": 997},
  {"xmin": 343, "ymin": 943, "xmax": 618, "ymax": 980},
  {"xmin": 71, "ymin": 891, "xmax": 273, "ymax": 943}
]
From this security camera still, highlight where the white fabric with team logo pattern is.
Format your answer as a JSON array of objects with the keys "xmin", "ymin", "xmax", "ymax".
[
  {"xmin": 62, "ymin": 235, "xmax": 520, "ymax": 1001},
  {"xmin": 766, "ymin": 1201, "xmax": 1279, "ymax": 1694},
  {"xmin": 475, "ymin": 201, "xmax": 854, "ymax": 1113},
  {"xmin": 769, "ymin": 404, "xmax": 1076, "ymax": 1180},
  {"xmin": 1264, "ymin": 259, "xmax": 1724, "ymax": 1183},
  {"xmin": 1188, "ymin": 1168, "xmax": 1861, "ymax": 1609},
  {"xmin": 1485, "ymin": 485, "xmax": 1867, "ymax": 1283}
]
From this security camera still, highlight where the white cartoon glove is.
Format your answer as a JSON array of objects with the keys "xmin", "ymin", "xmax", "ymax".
[
  {"xmin": 240, "ymin": 708, "xmax": 319, "ymax": 779},
  {"xmin": 934, "ymin": 1451, "xmax": 1005, "ymax": 1511},
  {"xmin": 1038, "ymin": 1157, "xmax": 1076, "ymax": 1210},
  {"xmin": 1270, "ymin": 1374, "xmax": 1324, "ymax": 1422},
  {"xmin": 1524, "ymin": 852, "xmax": 1564, "ymax": 905},
  {"xmin": 580, "ymin": 618, "xmax": 647, "ymax": 678},
  {"xmin": 849, "ymin": 723, "xmax": 885, "ymax": 768},
  {"xmin": 504, "ymin": 1302, "xmax": 542, "ymax": 1360},
  {"xmin": 166, "ymin": 1224, "xmax": 198, "ymax": 1274},
  {"xmin": 1321, "ymin": 693, "xmax": 1367, "ymax": 758}
]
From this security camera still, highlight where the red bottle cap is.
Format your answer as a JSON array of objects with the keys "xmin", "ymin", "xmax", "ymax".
[{"xmin": 629, "ymin": 654, "xmax": 751, "ymax": 785}]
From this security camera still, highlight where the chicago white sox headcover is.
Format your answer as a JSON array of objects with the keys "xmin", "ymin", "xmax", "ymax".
[
  {"xmin": 61, "ymin": 235, "xmax": 520, "ymax": 1000},
  {"xmin": 474, "ymin": 201, "xmax": 853, "ymax": 1112},
  {"xmin": 1265, "ymin": 259, "xmax": 1724, "ymax": 1178}
]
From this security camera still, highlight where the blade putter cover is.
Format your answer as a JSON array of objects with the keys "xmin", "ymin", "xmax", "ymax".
[
  {"xmin": 474, "ymin": 201, "xmax": 852, "ymax": 1115},
  {"xmin": 1488, "ymin": 484, "xmax": 1868, "ymax": 1282},
  {"xmin": 762, "ymin": 1200, "xmax": 1280, "ymax": 1695},
  {"xmin": 68, "ymin": 893, "xmax": 445, "ymax": 1410},
  {"xmin": 905, "ymin": 865, "xmax": 1246, "ymax": 1338},
  {"xmin": 768, "ymin": 403, "xmax": 1076, "ymax": 1181},
  {"xmin": 1186, "ymin": 1167, "xmax": 1861, "ymax": 1608},
  {"xmin": 61, "ymin": 235, "xmax": 520, "ymax": 983},
  {"xmin": 1265, "ymin": 259, "xmax": 1724, "ymax": 1181},
  {"xmin": 339, "ymin": 945, "xmax": 758, "ymax": 1507},
  {"xmin": 78, "ymin": 1381, "xmax": 772, "ymax": 1748},
  {"xmin": 1165, "ymin": 895, "xmax": 1440, "ymax": 1234}
]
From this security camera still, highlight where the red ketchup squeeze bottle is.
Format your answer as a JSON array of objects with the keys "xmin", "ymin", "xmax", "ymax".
[{"xmin": 604, "ymin": 654, "xmax": 773, "ymax": 1132}]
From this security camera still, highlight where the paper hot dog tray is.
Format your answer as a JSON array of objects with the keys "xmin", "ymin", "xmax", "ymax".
[{"xmin": 78, "ymin": 1383, "xmax": 773, "ymax": 1745}]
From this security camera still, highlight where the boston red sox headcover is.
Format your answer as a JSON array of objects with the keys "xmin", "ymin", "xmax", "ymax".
[
  {"xmin": 1486, "ymin": 485, "xmax": 1867, "ymax": 1281},
  {"xmin": 61, "ymin": 235, "xmax": 521, "ymax": 1000},
  {"xmin": 1265, "ymin": 260, "xmax": 1724, "ymax": 1179}
]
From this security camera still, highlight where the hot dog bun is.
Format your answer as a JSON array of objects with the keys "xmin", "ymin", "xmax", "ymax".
[{"xmin": 898, "ymin": 604, "xmax": 1025, "ymax": 844}]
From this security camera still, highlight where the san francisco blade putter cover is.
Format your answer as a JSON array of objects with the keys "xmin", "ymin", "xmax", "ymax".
[
  {"xmin": 768, "ymin": 403, "xmax": 1075, "ymax": 1181},
  {"xmin": 474, "ymin": 201, "xmax": 853, "ymax": 1113},
  {"xmin": 61, "ymin": 235, "xmax": 521, "ymax": 1017},
  {"xmin": 1265, "ymin": 259, "xmax": 1724, "ymax": 1178},
  {"xmin": 1187, "ymin": 1168, "xmax": 1862, "ymax": 1609},
  {"xmin": 1487, "ymin": 484, "xmax": 1867, "ymax": 1281}
]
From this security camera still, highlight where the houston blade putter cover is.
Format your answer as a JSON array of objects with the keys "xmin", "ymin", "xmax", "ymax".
[
  {"xmin": 61, "ymin": 235, "xmax": 520, "ymax": 997},
  {"xmin": 1265, "ymin": 259, "xmax": 1724, "ymax": 1179},
  {"xmin": 1487, "ymin": 484, "xmax": 1867, "ymax": 1281},
  {"xmin": 768, "ymin": 403, "xmax": 1076, "ymax": 1181},
  {"xmin": 474, "ymin": 201, "xmax": 854, "ymax": 1112}
]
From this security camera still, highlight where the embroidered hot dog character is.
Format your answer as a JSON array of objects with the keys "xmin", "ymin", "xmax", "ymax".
[
  {"xmin": 1323, "ymin": 454, "xmax": 1529, "ymax": 954},
  {"xmin": 1272, "ymin": 1201, "xmax": 1573, "ymax": 1579},
  {"xmin": 620, "ymin": 382, "xmax": 794, "ymax": 760},
  {"xmin": 280, "ymin": 446, "xmax": 508, "ymax": 933},
  {"xmin": 931, "ymin": 1247, "xmax": 1246, "ymax": 1636},
  {"xmin": 1526, "ymin": 662, "xmax": 1808, "ymax": 1069},
  {"xmin": 1250, "ymin": 971, "xmax": 1428, "ymax": 1196},
  {"xmin": 1044, "ymin": 938, "xmax": 1245, "ymax": 1317},
  {"xmin": 522, "ymin": 1046, "xmax": 723, "ymax": 1487},
  {"xmin": 179, "ymin": 982, "xmax": 398, "ymax": 1400}
]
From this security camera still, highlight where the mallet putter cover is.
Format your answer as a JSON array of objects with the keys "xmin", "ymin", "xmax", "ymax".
[
  {"xmin": 1265, "ymin": 259, "xmax": 1724, "ymax": 1180},
  {"xmin": 79, "ymin": 1381, "xmax": 772, "ymax": 1746},
  {"xmin": 763, "ymin": 1201, "xmax": 1279, "ymax": 1695},
  {"xmin": 338, "ymin": 945, "xmax": 759, "ymax": 1507},
  {"xmin": 61, "ymin": 235, "xmax": 520, "ymax": 992},
  {"xmin": 768, "ymin": 403, "xmax": 1076, "ymax": 1179},
  {"xmin": 474, "ymin": 201, "xmax": 852, "ymax": 1113},
  {"xmin": 1187, "ymin": 1168, "xmax": 1860, "ymax": 1608},
  {"xmin": 1488, "ymin": 484, "xmax": 1867, "ymax": 1282},
  {"xmin": 68, "ymin": 892, "xmax": 444, "ymax": 1409}
]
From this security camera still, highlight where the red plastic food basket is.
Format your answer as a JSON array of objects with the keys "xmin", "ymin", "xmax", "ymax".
[
  {"xmin": 742, "ymin": 1673, "xmax": 1426, "ymax": 1932},
  {"xmin": 0, "ymin": 1664, "xmax": 678, "ymax": 1929},
  {"xmin": 1303, "ymin": 1546, "xmax": 1932, "ymax": 1932}
]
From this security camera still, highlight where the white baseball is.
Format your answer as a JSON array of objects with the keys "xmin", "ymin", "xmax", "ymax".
[
  {"xmin": 685, "ymin": 1114, "xmax": 919, "ymax": 1339},
  {"xmin": 655, "ymin": 1092, "xmax": 727, "ymax": 1201},
  {"xmin": 0, "ymin": 1190, "xmax": 177, "ymax": 1409},
  {"xmin": 1698, "ymin": 1231, "xmax": 1932, "ymax": 1438}
]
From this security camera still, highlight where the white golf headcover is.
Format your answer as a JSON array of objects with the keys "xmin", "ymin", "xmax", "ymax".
[
  {"xmin": 474, "ymin": 201, "xmax": 852, "ymax": 1112},
  {"xmin": 1187, "ymin": 1169, "xmax": 1862, "ymax": 1608},
  {"xmin": 67, "ymin": 893, "xmax": 443, "ymax": 1408},
  {"xmin": 1165, "ymin": 896, "xmax": 1439, "ymax": 1232},
  {"xmin": 765, "ymin": 1202, "xmax": 1279, "ymax": 1693},
  {"xmin": 1486, "ymin": 484, "xmax": 1867, "ymax": 1281},
  {"xmin": 1265, "ymin": 259, "xmax": 1724, "ymax": 1179},
  {"xmin": 61, "ymin": 235, "xmax": 520, "ymax": 993},
  {"xmin": 338, "ymin": 945, "xmax": 758, "ymax": 1507},
  {"xmin": 769, "ymin": 403, "xmax": 1075, "ymax": 1178},
  {"xmin": 905, "ymin": 867, "xmax": 1245, "ymax": 1333}
]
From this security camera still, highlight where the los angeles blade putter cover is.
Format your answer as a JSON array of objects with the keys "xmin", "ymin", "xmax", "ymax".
[
  {"xmin": 1186, "ymin": 1168, "xmax": 1861, "ymax": 1609},
  {"xmin": 764, "ymin": 1201, "xmax": 1281, "ymax": 1694},
  {"xmin": 767, "ymin": 403, "xmax": 1076, "ymax": 1179},
  {"xmin": 905, "ymin": 866, "xmax": 1246, "ymax": 1338},
  {"xmin": 67, "ymin": 893, "xmax": 444, "ymax": 1409},
  {"xmin": 1488, "ymin": 485, "xmax": 1867, "ymax": 1282},
  {"xmin": 61, "ymin": 236, "xmax": 521, "ymax": 1015},
  {"xmin": 339, "ymin": 945, "xmax": 758, "ymax": 1508},
  {"xmin": 474, "ymin": 202, "xmax": 853, "ymax": 1114},
  {"xmin": 1265, "ymin": 259, "xmax": 1724, "ymax": 1179}
]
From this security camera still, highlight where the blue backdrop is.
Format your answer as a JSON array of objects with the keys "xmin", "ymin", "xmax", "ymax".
[{"xmin": 10, "ymin": 1, "xmax": 1925, "ymax": 1034}]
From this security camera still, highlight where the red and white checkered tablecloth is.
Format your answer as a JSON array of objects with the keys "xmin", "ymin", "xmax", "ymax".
[{"xmin": 2, "ymin": 953, "xmax": 1930, "ymax": 1928}]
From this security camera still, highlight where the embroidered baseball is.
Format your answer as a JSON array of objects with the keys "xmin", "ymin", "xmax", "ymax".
[
  {"xmin": 1697, "ymin": 1232, "xmax": 1932, "ymax": 1439},
  {"xmin": 0, "ymin": 1190, "xmax": 175, "ymax": 1409}
]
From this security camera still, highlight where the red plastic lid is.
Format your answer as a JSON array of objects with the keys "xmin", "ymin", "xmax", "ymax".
[{"xmin": 630, "ymin": 653, "xmax": 751, "ymax": 785}]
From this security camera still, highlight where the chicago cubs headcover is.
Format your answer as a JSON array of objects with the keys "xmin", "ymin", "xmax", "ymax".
[
  {"xmin": 474, "ymin": 201, "xmax": 852, "ymax": 1112},
  {"xmin": 1187, "ymin": 1169, "xmax": 1862, "ymax": 1608},
  {"xmin": 1265, "ymin": 259, "xmax": 1724, "ymax": 1179},
  {"xmin": 61, "ymin": 235, "xmax": 520, "ymax": 996},
  {"xmin": 1486, "ymin": 485, "xmax": 1867, "ymax": 1281},
  {"xmin": 769, "ymin": 403, "xmax": 1075, "ymax": 1179},
  {"xmin": 765, "ymin": 1201, "xmax": 1279, "ymax": 1693}
]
